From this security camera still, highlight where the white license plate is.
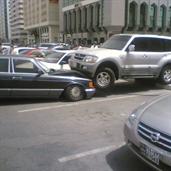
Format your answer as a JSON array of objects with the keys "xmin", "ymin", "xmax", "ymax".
[{"xmin": 140, "ymin": 142, "xmax": 159, "ymax": 165}]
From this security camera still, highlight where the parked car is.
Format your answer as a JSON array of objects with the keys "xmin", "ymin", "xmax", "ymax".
[
  {"xmin": 69, "ymin": 34, "xmax": 171, "ymax": 89},
  {"xmin": 49, "ymin": 45, "xmax": 70, "ymax": 51},
  {"xmin": 0, "ymin": 55, "xmax": 95, "ymax": 101},
  {"xmin": 20, "ymin": 49, "xmax": 54, "ymax": 61},
  {"xmin": 2, "ymin": 43, "xmax": 17, "ymax": 50},
  {"xmin": 124, "ymin": 92, "xmax": 171, "ymax": 171},
  {"xmin": 12, "ymin": 47, "xmax": 35, "ymax": 55},
  {"xmin": 41, "ymin": 50, "xmax": 76, "ymax": 70},
  {"xmin": 36, "ymin": 43, "xmax": 57, "ymax": 50}
]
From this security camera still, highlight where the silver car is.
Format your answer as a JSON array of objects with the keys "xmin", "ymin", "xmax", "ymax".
[{"xmin": 124, "ymin": 93, "xmax": 171, "ymax": 171}]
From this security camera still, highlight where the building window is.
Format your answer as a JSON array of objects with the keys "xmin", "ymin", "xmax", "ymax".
[
  {"xmin": 158, "ymin": 6, "xmax": 165, "ymax": 28},
  {"xmin": 85, "ymin": 8, "xmax": 87, "ymax": 28},
  {"xmin": 91, "ymin": 6, "xmax": 93, "ymax": 27},
  {"xmin": 149, "ymin": 5, "xmax": 156, "ymax": 28},
  {"xmin": 97, "ymin": 4, "xmax": 101, "ymax": 27},
  {"xmin": 128, "ymin": 2, "xmax": 136, "ymax": 27},
  {"xmin": 168, "ymin": 7, "xmax": 171, "ymax": 27},
  {"xmin": 140, "ymin": 3, "xmax": 146, "ymax": 28}
]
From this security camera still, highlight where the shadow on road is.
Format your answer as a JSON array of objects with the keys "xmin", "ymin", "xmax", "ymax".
[
  {"xmin": 106, "ymin": 145, "xmax": 152, "ymax": 171},
  {"xmin": 94, "ymin": 78, "xmax": 159, "ymax": 97}
]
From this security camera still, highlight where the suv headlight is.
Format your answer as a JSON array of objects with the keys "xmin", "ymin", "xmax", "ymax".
[{"xmin": 84, "ymin": 56, "xmax": 98, "ymax": 63}]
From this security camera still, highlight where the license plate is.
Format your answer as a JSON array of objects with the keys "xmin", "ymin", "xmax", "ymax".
[{"xmin": 140, "ymin": 142, "xmax": 159, "ymax": 165}]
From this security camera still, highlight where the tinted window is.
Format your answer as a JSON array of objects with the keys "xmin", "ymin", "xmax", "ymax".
[
  {"xmin": 101, "ymin": 35, "xmax": 131, "ymax": 50},
  {"xmin": 13, "ymin": 59, "xmax": 38, "ymax": 73},
  {"xmin": 165, "ymin": 39, "xmax": 171, "ymax": 51},
  {"xmin": 0, "ymin": 59, "xmax": 9, "ymax": 72},
  {"xmin": 130, "ymin": 37, "xmax": 171, "ymax": 52},
  {"xmin": 130, "ymin": 37, "xmax": 149, "ymax": 51},
  {"xmin": 62, "ymin": 55, "xmax": 72, "ymax": 63},
  {"xmin": 148, "ymin": 38, "xmax": 165, "ymax": 52},
  {"xmin": 43, "ymin": 52, "xmax": 65, "ymax": 63}
]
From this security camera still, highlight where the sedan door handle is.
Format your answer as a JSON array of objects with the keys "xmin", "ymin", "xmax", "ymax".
[
  {"xmin": 12, "ymin": 76, "xmax": 22, "ymax": 80},
  {"xmin": 142, "ymin": 54, "xmax": 148, "ymax": 58}
]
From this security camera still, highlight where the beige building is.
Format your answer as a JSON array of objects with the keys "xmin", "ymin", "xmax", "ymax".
[
  {"xmin": 9, "ymin": 0, "xmax": 27, "ymax": 45},
  {"xmin": 60, "ymin": 0, "xmax": 171, "ymax": 46},
  {"xmin": 23, "ymin": 0, "xmax": 60, "ymax": 45}
]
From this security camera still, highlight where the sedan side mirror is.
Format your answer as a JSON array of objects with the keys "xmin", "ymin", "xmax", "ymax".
[{"xmin": 37, "ymin": 68, "xmax": 44, "ymax": 75}]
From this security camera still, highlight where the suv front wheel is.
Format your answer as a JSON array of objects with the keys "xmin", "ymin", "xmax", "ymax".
[
  {"xmin": 158, "ymin": 66, "xmax": 171, "ymax": 84},
  {"xmin": 94, "ymin": 68, "xmax": 115, "ymax": 89}
]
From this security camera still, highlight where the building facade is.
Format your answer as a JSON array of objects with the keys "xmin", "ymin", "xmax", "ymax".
[
  {"xmin": 23, "ymin": 0, "xmax": 60, "ymax": 45},
  {"xmin": 0, "ymin": 0, "xmax": 10, "ymax": 43},
  {"xmin": 9, "ymin": 0, "xmax": 27, "ymax": 45},
  {"xmin": 60, "ymin": 0, "xmax": 171, "ymax": 46}
]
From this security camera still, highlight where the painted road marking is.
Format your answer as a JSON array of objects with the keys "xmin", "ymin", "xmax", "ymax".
[
  {"xmin": 58, "ymin": 142, "xmax": 126, "ymax": 162},
  {"xmin": 18, "ymin": 95, "xmax": 137, "ymax": 113},
  {"xmin": 18, "ymin": 91, "xmax": 167, "ymax": 113}
]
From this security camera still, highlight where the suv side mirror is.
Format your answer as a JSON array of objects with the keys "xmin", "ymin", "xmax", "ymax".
[{"xmin": 128, "ymin": 44, "xmax": 135, "ymax": 52}]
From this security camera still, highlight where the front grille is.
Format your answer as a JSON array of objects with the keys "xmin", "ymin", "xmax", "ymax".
[
  {"xmin": 138, "ymin": 121, "xmax": 171, "ymax": 153},
  {"xmin": 74, "ymin": 53, "xmax": 86, "ymax": 60}
]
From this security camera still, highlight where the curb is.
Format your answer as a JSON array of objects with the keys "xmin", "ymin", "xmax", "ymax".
[{"xmin": 156, "ymin": 83, "xmax": 171, "ymax": 90}]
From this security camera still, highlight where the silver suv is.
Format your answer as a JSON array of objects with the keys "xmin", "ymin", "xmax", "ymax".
[{"xmin": 69, "ymin": 34, "xmax": 171, "ymax": 89}]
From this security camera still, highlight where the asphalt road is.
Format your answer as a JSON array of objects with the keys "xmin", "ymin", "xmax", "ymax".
[{"xmin": 0, "ymin": 79, "xmax": 170, "ymax": 171}]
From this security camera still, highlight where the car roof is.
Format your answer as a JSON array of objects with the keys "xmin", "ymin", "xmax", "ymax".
[
  {"xmin": 14, "ymin": 47, "xmax": 35, "ymax": 50},
  {"xmin": 3, "ymin": 54, "xmax": 36, "ymax": 60},
  {"xmin": 115, "ymin": 34, "xmax": 171, "ymax": 39},
  {"xmin": 55, "ymin": 50, "xmax": 76, "ymax": 53}
]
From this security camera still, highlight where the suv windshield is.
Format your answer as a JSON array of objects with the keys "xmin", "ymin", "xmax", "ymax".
[{"xmin": 101, "ymin": 35, "xmax": 131, "ymax": 50}]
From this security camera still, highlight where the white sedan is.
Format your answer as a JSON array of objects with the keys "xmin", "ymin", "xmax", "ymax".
[{"xmin": 41, "ymin": 50, "xmax": 76, "ymax": 70}]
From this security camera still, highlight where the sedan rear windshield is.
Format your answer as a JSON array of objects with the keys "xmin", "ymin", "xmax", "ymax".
[{"xmin": 100, "ymin": 35, "xmax": 131, "ymax": 50}]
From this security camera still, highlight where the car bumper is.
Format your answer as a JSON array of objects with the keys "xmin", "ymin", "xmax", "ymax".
[
  {"xmin": 85, "ymin": 88, "xmax": 96, "ymax": 99},
  {"xmin": 69, "ymin": 59, "xmax": 97, "ymax": 78},
  {"xmin": 123, "ymin": 119, "xmax": 171, "ymax": 171}
]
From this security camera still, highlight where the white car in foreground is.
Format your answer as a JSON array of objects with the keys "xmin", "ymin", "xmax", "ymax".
[
  {"xmin": 124, "ymin": 92, "xmax": 171, "ymax": 171},
  {"xmin": 41, "ymin": 50, "xmax": 76, "ymax": 70}
]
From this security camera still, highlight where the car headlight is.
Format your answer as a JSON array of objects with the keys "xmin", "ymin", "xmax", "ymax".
[
  {"xmin": 129, "ymin": 107, "xmax": 138, "ymax": 125},
  {"xmin": 84, "ymin": 56, "xmax": 98, "ymax": 63}
]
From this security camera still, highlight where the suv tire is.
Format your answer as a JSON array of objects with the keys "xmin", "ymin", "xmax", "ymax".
[
  {"xmin": 158, "ymin": 66, "xmax": 171, "ymax": 84},
  {"xmin": 94, "ymin": 68, "xmax": 115, "ymax": 89}
]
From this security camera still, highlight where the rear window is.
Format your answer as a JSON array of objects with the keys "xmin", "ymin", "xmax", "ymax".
[{"xmin": 41, "ymin": 44, "xmax": 56, "ymax": 47}]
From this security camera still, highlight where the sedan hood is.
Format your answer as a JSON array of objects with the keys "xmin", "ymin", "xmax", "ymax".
[
  {"xmin": 139, "ymin": 93, "xmax": 171, "ymax": 134},
  {"xmin": 49, "ymin": 69, "xmax": 88, "ymax": 79}
]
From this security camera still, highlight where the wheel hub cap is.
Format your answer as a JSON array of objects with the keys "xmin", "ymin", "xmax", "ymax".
[
  {"xmin": 164, "ymin": 69, "xmax": 171, "ymax": 82},
  {"xmin": 97, "ymin": 72, "xmax": 111, "ymax": 86}
]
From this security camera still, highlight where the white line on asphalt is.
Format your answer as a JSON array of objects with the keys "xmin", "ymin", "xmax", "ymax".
[
  {"xmin": 18, "ymin": 91, "xmax": 164, "ymax": 113},
  {"xmin": 18, "ymin": 95, "xmax": 137, "ymax": 113},
  {"xmin": 58, "ymin": 142, "xmax": 126, "ymax": 162}
]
